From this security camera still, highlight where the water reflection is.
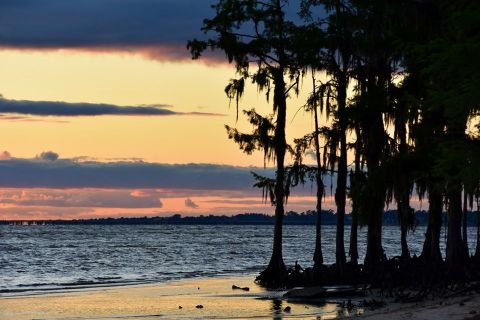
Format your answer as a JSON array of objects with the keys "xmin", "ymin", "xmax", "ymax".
[{"xmin": 271, "ymin": 298, "xmax": 283, "ymax": 319}]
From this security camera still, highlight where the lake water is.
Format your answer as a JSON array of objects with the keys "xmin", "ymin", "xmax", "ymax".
[{"xmin": 1, "ymin": 224, "xmax": 478, "ymax": 295}]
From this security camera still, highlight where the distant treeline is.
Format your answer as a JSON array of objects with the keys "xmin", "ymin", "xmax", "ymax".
[{"xmin": 2, "ymin": 210, "xmax": 480, "ymax": 226}]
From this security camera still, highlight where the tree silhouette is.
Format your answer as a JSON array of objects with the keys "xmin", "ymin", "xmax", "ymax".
[
  {"xmin": 301, "ymin": 0, "xmax": 356, "ymax": 274},
  {"xmin": 189, "ymin": 0, "xmax": 306, "ymax": 286},
  {"xmin": 188, "ymin": 0, "xmax": 480, "ymax": 288}
]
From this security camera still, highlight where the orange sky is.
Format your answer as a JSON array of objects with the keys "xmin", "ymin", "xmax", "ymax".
[
  {"xmin": 0, "ymin": 48, "xmax": 330, "ymax": 219},
  {"xmin": 0, "ymin": 49, "xmax": 317, "ymax": 166},
  {"xmin": 1, "ymin": 1, "xmax": 476, "ymax": 221}
]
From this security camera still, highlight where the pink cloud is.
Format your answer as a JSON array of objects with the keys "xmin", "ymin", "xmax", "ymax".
[
  {"xmin": 0, "ymin": 150, "xmax": 11, "ymax": 160},
  {"xmin": 0, "ymin": 46, "xmax": 224, "ymax": 65},
  {"xmin": 0, "ymin": 188, "xmax": 328, "ymax": 220}
]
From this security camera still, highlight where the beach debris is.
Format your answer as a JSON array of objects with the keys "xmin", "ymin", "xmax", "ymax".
[
  {"xmin": 232, "ymin": 285, "xmax": 250, "ymax": 291},
  {"xmin": 284, "ymin": 285, "xmax": 364, "ymax": 299},
  {"xmin": 196, "ymin": 304, "xmax": 204, "ymax": 309},
  {"xmin": 284, "ymin": 306, "xmax": 291, "ymax": 312},
  {"xmin": 178, "ymin": 306, "xmax": 182, "ymax": 309},
  {"xmin": 198, "ymin": 287, "xmax": 200, "ymax": 290}
]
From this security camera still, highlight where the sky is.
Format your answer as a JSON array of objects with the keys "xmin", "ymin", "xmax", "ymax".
[{"xmin": 0, "ymin": 0, "xmax": 343, "ymax": 220}]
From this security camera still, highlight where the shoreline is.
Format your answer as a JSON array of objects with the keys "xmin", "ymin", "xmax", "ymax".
[
  {"xmin": 1, "ymin": 272, "xmax": 276, "ymax": 298},
  {"xmin": 0, "ymin": 273, "xmax": 257, "ymax": 298},
  {"xmin": 2, "ymin": 274, "xmax": 480, "ymax": 319},
  {"xmin": 0, "ymin": 275, "xmax": 345, "ymax": 319}
]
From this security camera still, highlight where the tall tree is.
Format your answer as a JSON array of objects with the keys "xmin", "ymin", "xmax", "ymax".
[
  {"xmin": 417, "ymin": 0, "xmax": 480, "ymax": 266},
  {"xmin": 189, "ymin": 0, "xmax": 305, "ymax": 286},
  {"xmin": 385, "ymin": 82, "xmax": 416, "ymax": 259},
  {"xmin": 302, "ymin": 0, "xmax": 355, "ymax": 274},
  {"xmin": 396, "ymin": 0, "xmax": 446, "ymax": 265},
  {"xmin": 347, "ymin": 120, "xmax": 364, "ymax": 265},
  {"xmin": 301, "ymin": 73, "xmax": 328, "ymax": 267},
  {"xmin": 311, "ymin": 75, "xmax": 325, "ymax": 267},
  {"xmin": 351, "ymin": 1, "xmax": 391, "ymax": 270},
  {"xmin": 329, "ymin": 0, "xmax": 352, "ymax": 274}
]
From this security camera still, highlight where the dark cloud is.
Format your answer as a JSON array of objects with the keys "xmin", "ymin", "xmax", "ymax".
[
  {"xmin": 0, "ymin": 0, "xmax": 216, "ymax": 60},
  {"xmin": 37, "ymin": 151, "xmax": 59, "ymax": 162},
  {"xmin": 0, "ymin": 97, "xmax": 224, "ymax": 117},
  {"xmin": 184, "ymin": 198, "xmax": 199, "ymax": 209},
  {"xmin": 0, "ymin": 0, "xmax": 307, "ymax": 61},
  {"xmin": 0, "ymin": 0, "xmax": 212, "ymax": 46},
  {"xmin": 0, "ymin": 154, "xmax": 274, "ymax": 190}
]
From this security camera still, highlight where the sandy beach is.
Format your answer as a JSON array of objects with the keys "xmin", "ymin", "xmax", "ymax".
[
  {"xmin": 358, "ymin": 291, "xmax": 480, "ymax": 320},
  {"xmin": 0, "ymin": 275, "xmax": 345, "ymax": 319},
  {"xmin": 3, "ymin": 274, "xmax": 480, "ymax": 319}
]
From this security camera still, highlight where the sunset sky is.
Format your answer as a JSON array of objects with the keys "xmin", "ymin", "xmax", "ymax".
[{"xmin": 0, "ymin": 0, "xmax": 346, "ymax": 220}]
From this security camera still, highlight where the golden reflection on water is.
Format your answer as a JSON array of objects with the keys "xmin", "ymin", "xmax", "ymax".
[{"xmin": 0, "ymin": 276, "xmax": 344, "ymax": 319}]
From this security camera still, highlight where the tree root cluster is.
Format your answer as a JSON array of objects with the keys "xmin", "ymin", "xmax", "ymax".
[{"xmin": 257, "ymin": 255, "xmax": 480, "ymax": 302}]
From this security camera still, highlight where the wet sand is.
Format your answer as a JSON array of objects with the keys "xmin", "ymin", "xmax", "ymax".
[{"xmin": 0, "ymin": 276, "xmax": 348, "ymax": 319}]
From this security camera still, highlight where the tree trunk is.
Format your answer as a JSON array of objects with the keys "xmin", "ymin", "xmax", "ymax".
[
  {"xmin": 349, "ymin": 207, "xmax": 359, "ymax": 265},
  {"xmin": 397, "ymin": 184, "xmax": 411, "ymax": 259},
  {"xmin": 476, "ymin": 201, "xmax": 480, "ymax": 258},
  {"xmin": 258, "ymin": 71, "xmax": 287, "ymax": 286},
  {"xmin": 363, "ymin": 112, "xmax": 385, "ymax": 272},
  {"xmin": 396, "ymin": 115, "xmax": 411, "ymax": 259},
  {"xmin": 312, "ymin": 75, "xmax": 324, "ymax": 268},
  {"xmin": 446, "ymin": 186, "xmax": 468, "ymax": 266},
  {"xmin": 398, "ymin": 189, "xmax": 412, "ymax": 259},
  {"xmin": 462, "ymin": 191, "xmax": 469, "ymax": 256},
  {"xmin": 335, "ymin": 74, "xmax": 348, "ymax": 274},
  {"xmin": 421, "ymin": 187, "xmax": 443, "ymax": 263},
  {"xmin": 400, "ymin": 221, "xmax": 409, "ymax": 259},
  {"xmin": 364, "ymin": 196, "xmax": 384, "ymax": 271},
  {"xmin": 349, "ymin": 125, "xmax": 361, "ymax": 265}
]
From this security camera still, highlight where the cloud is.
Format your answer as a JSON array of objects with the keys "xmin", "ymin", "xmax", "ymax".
[
  {"xmin": 0, "ymin": 150, "xmax": 11, "ymax": 160},
  {"xmin": 0, "ymin": 188, "xmax": 163, "ymax": 208},
  {"xmin": 0, "ymin": 114, "xmax": 69, "ymax": 123},
  {"xmin": 0, "ymin": 0, "xmax": 307, "ymax": 62},
  {"xmin": 37, "ymin": 151, "xmax": 59, "ymax": 162},
  {"xmin": 0, "ymin": 206, "xmax": 95, "ymax": 220},
  {"xmin": 0, "ymin": 96, "xmax": 224, "ymax": 117},
  {"xmin": 184, "ymin": 198, "xmax": 199, "ymax": 209},
  {"xmin": 0, "ymin": 0, "xmax": 217, "ymax": 61},
  {"xmin": 0, "ymin": 154, "xmax": 275, "ymax": 190}
]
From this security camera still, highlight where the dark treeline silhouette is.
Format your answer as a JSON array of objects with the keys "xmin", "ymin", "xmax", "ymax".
[
  {"xmin": 189, "ymin": 0, "xmax": 480, "ymax": 288},
  {"xmin": 3, "ymin": 210, "xmax": 480, "ymax": 226}
]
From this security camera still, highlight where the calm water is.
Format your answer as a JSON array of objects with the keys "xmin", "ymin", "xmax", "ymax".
[{"xmin": 1, "ymin": 225, "xmax": 478, "ymax": 295}]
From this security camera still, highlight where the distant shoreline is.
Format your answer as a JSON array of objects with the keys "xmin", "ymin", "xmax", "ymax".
[{"xmin": 2, "ymin": 210, "xmax": 479, "ymax": 226}]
